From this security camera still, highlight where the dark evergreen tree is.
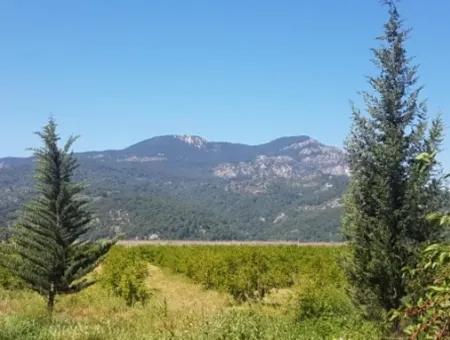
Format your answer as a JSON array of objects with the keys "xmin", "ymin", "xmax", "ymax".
[
  {"xmin": 343, "ymin": 1, "xmax": 445, "ymax": 318},
  {"xmin": 0, "ymin": 119, "xmax": 114, "ymax": 314}
]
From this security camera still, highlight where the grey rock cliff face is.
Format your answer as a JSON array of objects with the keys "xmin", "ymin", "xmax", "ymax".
[{"xmin": 212, "ymin": 137, "xmax": 348, "ymax": 194}]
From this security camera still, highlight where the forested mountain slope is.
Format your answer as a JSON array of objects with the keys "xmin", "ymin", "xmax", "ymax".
[{"xmin": 0, "ymin": 135, "xmax": 348, "ymax": 241}]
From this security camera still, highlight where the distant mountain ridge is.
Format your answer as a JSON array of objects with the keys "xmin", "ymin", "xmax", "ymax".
[{"xmin": 0, "ymin": 135, "xmax": 348, "ymax": 241}]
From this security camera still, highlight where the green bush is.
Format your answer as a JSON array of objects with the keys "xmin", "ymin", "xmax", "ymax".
[
  {"xmin": 297, "ymin": 281, "xmax": 352, "ymax": 320},
  {"xmin": 100, "ymin": 247, "xmax": 151, "ymax": 306},
  {"xmin": 395, "ymin": 243, "xmax": 450, "ymax": 339},
  {"xmin": 0, "ymin": 266, "xmax": 25, "ymax": 291},
  {"xmin": 0, "ymin": 244, "xmax": 25, "ymax": 290}
]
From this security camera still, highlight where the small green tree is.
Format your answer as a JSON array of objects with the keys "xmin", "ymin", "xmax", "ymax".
[
  {"xmin": 0, "ymin": 119, "xmax": 114, "ymax": 314},
  {"xmin": 100, "ymin": 247, "xmax": 151, "ymax": 306},
  {"xmin": 343, "ymin": 1, "xmax": 445, "ymax": 319}
]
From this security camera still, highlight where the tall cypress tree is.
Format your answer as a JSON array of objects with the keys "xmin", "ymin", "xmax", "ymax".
[
  {"xmin": 0, "ymin": 119, "xmax": 114, "ymax": 314},
  {"xmin": 343, "ymin": 1, "xmax": 444, "ymax": 318}
]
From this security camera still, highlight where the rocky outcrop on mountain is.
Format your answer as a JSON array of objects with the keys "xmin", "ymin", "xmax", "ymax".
[
  {"xmin": 214, "ymin": 155, "xmax": 299, "ymax": 179},
  {"xmin": 213, "ymin": 137, "xmax": 347, "ymax": 194},
  {"xmin": 175, "ymin": 135, "xmax": 208, "ymax": 149},
  {"xmin": 118, "ymin": 155, "xmax": 167, "ymax": 162}
]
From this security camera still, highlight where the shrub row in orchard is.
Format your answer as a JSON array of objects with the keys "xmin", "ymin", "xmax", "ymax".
[
  {"xmin": 100, "ymin": 247, "xmax": 151, "ymax": 306},
  {"xmin": 2, "ymin": 243, "xmax": 345, "ymax": 306},
  {"xmin": 132, "ymin": 245, "xmax": 344, "ymax": 302}
]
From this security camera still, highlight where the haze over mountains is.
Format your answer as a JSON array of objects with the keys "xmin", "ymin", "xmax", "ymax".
[{"xmin": 0, "ymin": 135, "xmax": 348, "ymax": 241}]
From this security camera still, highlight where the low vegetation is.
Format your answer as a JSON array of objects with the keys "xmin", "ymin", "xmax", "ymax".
[
  {"xmin": 395, "ymin": 243, "xmax": 450, "ymax": 339},
  {"xmin": 0, "ymin": 244, "xmax": 382, "ymax": 339},
  {"xmin": 393, "ymin": 205, "xmax": 450, "ymax": 339},
  {"xmin": 137, "ymin": 245, "xmax": 310, "ymax": 301},
  {"xmin": 101, "ymin": 247, "xmax": 151, "ymax": 306}
]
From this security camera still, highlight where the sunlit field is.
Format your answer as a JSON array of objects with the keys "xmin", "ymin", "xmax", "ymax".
[{"xmin": 0, "ymin": 244, "xmax": 381, "ymax": 340}]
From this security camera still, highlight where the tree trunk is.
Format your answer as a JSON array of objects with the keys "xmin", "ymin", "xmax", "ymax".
[{"xmin": 47, "ymin": 283, "xmax": 56, "ymax": 316}]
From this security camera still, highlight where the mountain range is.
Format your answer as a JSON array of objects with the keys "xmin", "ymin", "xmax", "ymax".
[{"xmin": 0, "ymin": 135, "xmax": 349, "ymax": 241}]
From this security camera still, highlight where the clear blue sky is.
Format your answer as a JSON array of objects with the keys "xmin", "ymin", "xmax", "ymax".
[{"xmin": 1, "ymin": 1, "xmax": 449, "ymax": 167}]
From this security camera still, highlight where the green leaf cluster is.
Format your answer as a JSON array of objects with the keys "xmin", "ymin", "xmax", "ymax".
[
  {"xmin": 395, "ymin": 243, "xmax": 450, "ymax": 339},
  {"xmin": 100, "ymin": 247, "xmax": 151, "ymax": 306}
]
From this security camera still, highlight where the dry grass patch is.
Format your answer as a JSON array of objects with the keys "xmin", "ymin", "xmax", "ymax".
[{"xmin": 147, "ymin": 264, "xmax": 232, "ymax": 318}]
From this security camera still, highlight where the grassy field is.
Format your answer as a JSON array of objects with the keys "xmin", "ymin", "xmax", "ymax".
[{"xmin": 0, "ymin": 245, "xmax": 382, "ymax": 339}]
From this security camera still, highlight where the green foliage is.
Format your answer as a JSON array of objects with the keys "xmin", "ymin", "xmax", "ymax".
[
  {"xmin": 100, "ymin": 247, "xmax": 151, "ymax": 306},
  {"xmin": 394, "ymin": 243, "xmax": 450, "ymax": 339},
  {"xmin": 294, "ymin": 253, "xmax": 375, "ymax": 336},
  {"xmin": 0, "ymin": 244, "xmax": 24, "ymax": 290},
  {"xmin": 137, "ymin": 245, "xmax": 345, "ymax": 302},
  {"xmin": 297, "ymin": 282, "xmax": 352, "ymax": 321},
  {"xmin": 0, "ymin": 265, "xmax": 24, "ymax": 291},
  {"xmin": 139, "ymin": 245, "xmax": 298, "ymax": 301},
  {"xmin": 394, "ymin": 170, "xmax": 450, "ymax": 339},
  {"xmin": 200, "ymin": 307, "xmax": 380, "ymax": 339},
  {"xmin": 80, "ymin": 174, "xmax": 347, "ymax": 241},
  {"xmin": 389, "ymin": 152, "xmax": 450, "ymax": 338},
  {"xmin": 0, "ymin": 315, "xmax": 47, "ymax": 340},
  {"xmin": 198, "ymin": 310, "xmax": 309, "ymax": 340},
  {"xmin": 343, "ymin": 1, "xmax": 445, "ymax": 318},
  {"xmin": 0, "ymin": 119, "xmax": 114, "ymax": 313},
  {"xmin": 0, "ymin": 244, "xmax": 382, "ymax": 339},
  {"xmin": 0, "ymin": 308, "xmax": 381, "ymax": 340}
]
